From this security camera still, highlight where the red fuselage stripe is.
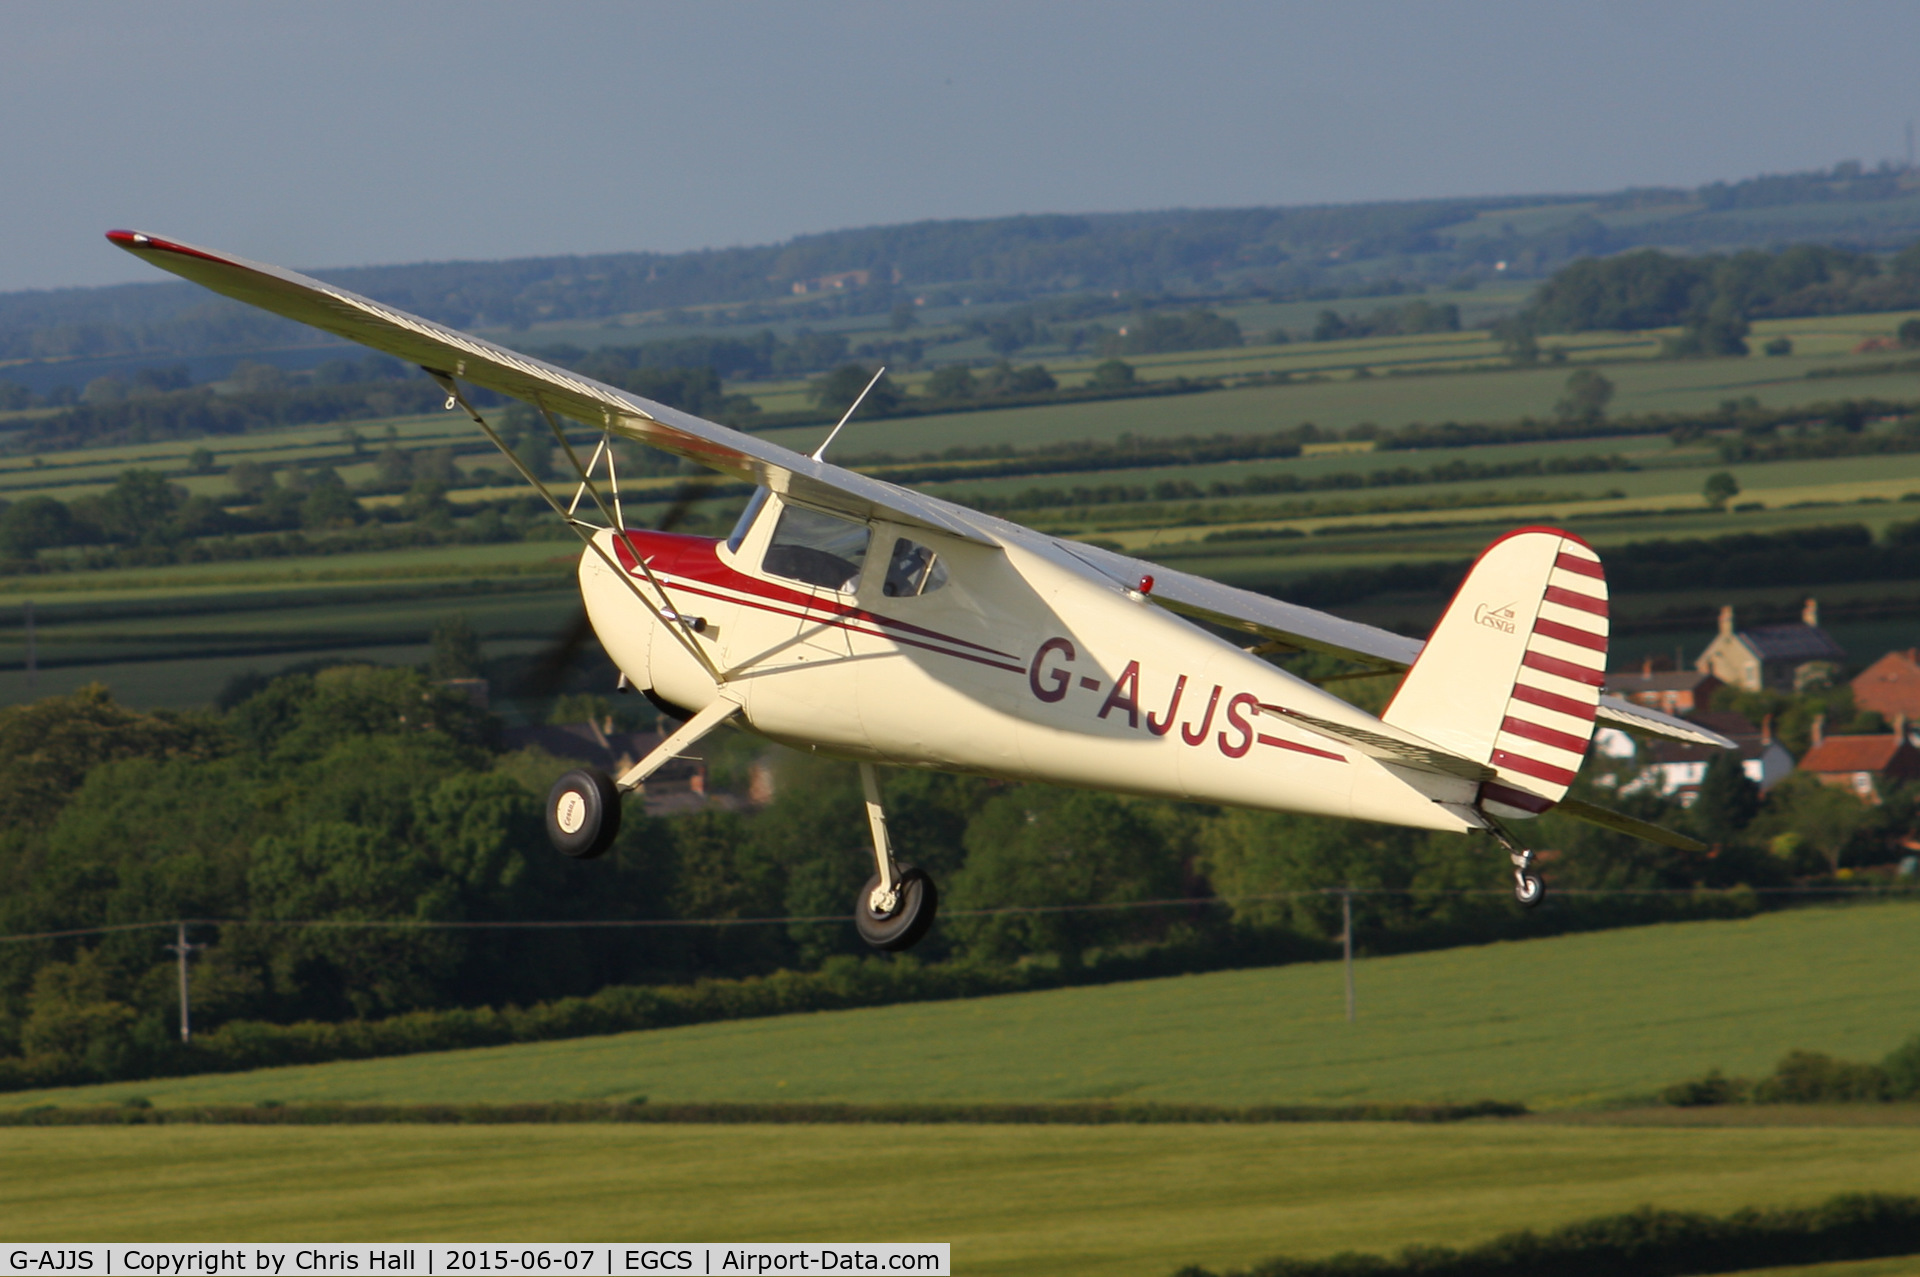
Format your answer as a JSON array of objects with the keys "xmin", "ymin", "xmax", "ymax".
[{"xmin": 1256, "ymin": 733, "xmax": 1348, "ymax": 763}]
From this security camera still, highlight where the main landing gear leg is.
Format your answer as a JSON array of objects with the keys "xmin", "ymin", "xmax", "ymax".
[
  {"xmin": 1485, "ymin": 818, "xmax": 1545, "ymax": 908},
  {"xmin": 545, "ymin": 698, "xmax": 739, "ymax": 860},
  {"xmin": 852, "ymin": 762, "xmax": 938, "ymax": 952}
]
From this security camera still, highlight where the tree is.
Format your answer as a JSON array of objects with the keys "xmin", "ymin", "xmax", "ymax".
[
  {"xmin": 945, "ymin": 786, "xmax": 1180, "ymax": 964},
  {"xmin": 1899, "ymin": 318, "xmax": 1920, "ymax": 349},
  {"xmin": 981, "ymin": 362, "xmax": 1056, "ymax": 396},
  {"xmin": 1702, "ymin": 471, "xmax": 1741, "ymax": 510},
  {"xmin": 1691, "ymin": 751, "xmax": 1760, "ymax": 845},
  {"xmin": 924, "ymin": 365, "xmax": 977, "ymax": 400},
  {"xmin": 0, "ymin": 496, "xmax": 80, "ymax": 558},
  {"xmin": 888, "ymin": 302, "xmax": 917, "ymax": 332},
  {"xmin": 429, "ymin": 616, "xmax": 484, "ymax": 682},
  {"xmin": 1554, "ymin": 369, "xmax": 1614, "ymax": 424},
  {"xmin": 810, "ymin": 364, "xmax": 902, "ymax": 415},
  {"xmin": 1086, "ymin": 359, "xmax": 1137, "ymax": 391},
  {"xmin": 1490, "ymin": 317, "xmax": 1539, "ymax": 366},
  {"xmin": 86, "ymin": 470, "xmax": 184, "ymax": 545}
]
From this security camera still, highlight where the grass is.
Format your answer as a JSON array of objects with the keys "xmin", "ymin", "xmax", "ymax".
[
  {"xmin": 2, "ymin": 1122, "xmax": 1919, "ymax": 1274},
  {"xmin": 5, "ymin": 903, "xmax": 1917, "ymax": 1112}
]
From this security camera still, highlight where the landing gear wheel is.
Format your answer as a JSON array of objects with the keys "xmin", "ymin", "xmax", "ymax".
[
  {"xmin": 854, "ymin": 866, "xmax": 938, "ymax": 952},
  {"xmin": 546, "ymin": 768, "xmax": 622, "ymax": 859},
  {"xmin": 1514, "ymin": 872, "xmax": 1545, "ymax": 907}
]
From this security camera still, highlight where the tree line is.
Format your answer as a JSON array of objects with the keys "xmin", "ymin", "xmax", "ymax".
[{"xmin": 1, "ymin": 640, "xmax": 1915, "ymax": 1084}]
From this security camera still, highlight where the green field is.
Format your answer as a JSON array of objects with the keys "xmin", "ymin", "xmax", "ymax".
[
  {"xmin": 8, "ymin": 306, "xmax": 1920, "ymax": 711},
  {"xmin": 7, "ymin": 903, "xmax": 1915, "ymax": 1111},
  {"xmin": 3, "ymin": 1121, "xmax": 1919, "ymax": 1274}
]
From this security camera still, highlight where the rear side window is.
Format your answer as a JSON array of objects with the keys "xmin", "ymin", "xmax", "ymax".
[
  {"xmin": 883, "ymin": 537, "xmax": 948, "ymax": 597},
  {"xmin": 762, "ymin": 505, "xmax": 871, "ymax": 592}
]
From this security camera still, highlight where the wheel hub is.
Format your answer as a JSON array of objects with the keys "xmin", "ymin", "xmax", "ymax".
[
  {"xmin": 868, "ymin": 885, "xmax": 899, "ymax": 917},
  {"xmin": 556, "ymin": 791, "xmax": 588, "ymax": 835}
]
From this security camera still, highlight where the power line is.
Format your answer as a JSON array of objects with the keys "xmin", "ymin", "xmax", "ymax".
[{"xmin": 0, "ymin": 885, "xmax": 1902, "ymax": 946}]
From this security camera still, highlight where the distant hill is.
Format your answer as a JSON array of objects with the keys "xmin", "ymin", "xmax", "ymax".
[{"xmin": 5, "ymin": 161, "xmax": 1919, "ymax": 381}]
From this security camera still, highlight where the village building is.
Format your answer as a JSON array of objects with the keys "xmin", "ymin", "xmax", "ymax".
[
  {"xmin": 501, "ymin": 719, "xmax": 773, "ymax": 815},
  {"xmin": 1696, "ymin": 600, "xmax": 1847, "ymax": 693},
  {"xmin": 1604, "ymin": 661, "xmax": 1721, "ymax": 716},
  {"xmin": 1608, "ymin": 710, "xmax": 1796, "ymax": 802},
  {"xmin": 1796, "ymin": 715, "xmax": 1920, "ymax": 803},
  {"xmin": 1852, "ymin": 649, "xmax": 1920, "ymax": 722}
]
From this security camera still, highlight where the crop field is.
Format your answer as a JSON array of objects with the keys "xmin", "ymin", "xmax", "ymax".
[
  {"xmin": 7, "ymin": 903, "xmax": 1916, "ymax": 1111},
  {"xmin": 3, "ymin": 1122, "xmax": 1920, "ymax": 1274}
]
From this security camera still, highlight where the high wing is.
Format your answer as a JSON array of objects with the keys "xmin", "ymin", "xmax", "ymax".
[
  {"xmin": 105, "ymin": 231, "xmax": 995, "ymax": 548},
  {"xmin": 108, "ymin": 230, "xmax": 1730, "ymax": 752}
]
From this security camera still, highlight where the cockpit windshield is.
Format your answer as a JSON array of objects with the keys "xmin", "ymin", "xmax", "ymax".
[{"xmin": 762, "ymin": 504, "xmax": 871, "ymax": 592}]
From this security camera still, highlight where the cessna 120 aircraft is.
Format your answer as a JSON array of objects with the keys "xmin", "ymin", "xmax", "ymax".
[{"xmin": 109, "ymin": 229, "xmax": 1732, "ymax": 952}]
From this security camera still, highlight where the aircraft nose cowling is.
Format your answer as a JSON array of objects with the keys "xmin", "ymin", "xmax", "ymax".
[{"xmin": 579, "ymin": 531, "xmax": 656, "ymax": 703}]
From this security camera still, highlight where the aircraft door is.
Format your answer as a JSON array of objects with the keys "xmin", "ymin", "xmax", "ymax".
[{"xmin": 742, "ymin": 499, "xmax": 872, "ymax": 751}]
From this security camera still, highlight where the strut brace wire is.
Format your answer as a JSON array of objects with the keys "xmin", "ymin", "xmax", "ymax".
[{"xmin": 426, "ymin": 371, "xmax": 723, "ymax": 684}]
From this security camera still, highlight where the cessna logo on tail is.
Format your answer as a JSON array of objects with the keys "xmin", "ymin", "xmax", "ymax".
[{"xmin": 1474, "ymin": 601, "xmax": 1517, "ymax": 633}]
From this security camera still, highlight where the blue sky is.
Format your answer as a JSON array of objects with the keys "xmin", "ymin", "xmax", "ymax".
[{"xmin": 5, "ymin": 0, "xmax": 1919, "ymax": 292}]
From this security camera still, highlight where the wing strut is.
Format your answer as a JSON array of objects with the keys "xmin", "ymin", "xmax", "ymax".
[{"xmin": 426, "ymin": 370, "xmax": 723, "ymax": 685}]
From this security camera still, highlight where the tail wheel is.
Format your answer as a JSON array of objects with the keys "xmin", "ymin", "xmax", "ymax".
[
  {"xmin": 854, "ymin": 866, "xmax": 938, "ymax": 952},
  {"xmin": 546, "ymin": 768, "xmax": 622, "ymax": 859}
]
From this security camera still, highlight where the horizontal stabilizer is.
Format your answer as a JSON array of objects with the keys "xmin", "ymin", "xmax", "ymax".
[
  {"xmin": 1556, "ymin": 796, "xmax": 1706, "ymax": 852},
  {"xmin": 1595, "ymin": 697, "xmax": 1737, "ymax": 749},
  {"xmin": 1257, "ymin": 704, "xmax": 1495, "ymax": 782}
]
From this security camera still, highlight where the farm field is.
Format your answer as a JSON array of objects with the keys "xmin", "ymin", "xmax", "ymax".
[
  {"xmin": 2, "ymin": 1122, "xmax": 1919, "ymax": 1275},
  {"xmin": 753, "ymin": 340, "xmax": 1920, "ymax": 456},
  {"xmin": 7, "ymin": 903, "xmax": 1916, "ymax": 1111}
]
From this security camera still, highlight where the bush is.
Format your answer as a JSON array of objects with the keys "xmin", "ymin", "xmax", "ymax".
[
  {"xmin": 1178, "ymin": 1192, "xmax": 1920, "ymax": 1277},
  {"xmin": 1752, "ymin": 1050, "xmax": 1891, "ymax": 1104}
]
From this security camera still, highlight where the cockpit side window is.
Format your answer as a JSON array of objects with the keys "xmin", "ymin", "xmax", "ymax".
[
  {"xmin": 882, "ymin": 537, "xmax": 948, "ymax": 598},
  {"xmin": 762, "ymin": 505, "xmax": 871, "ymax": 592}
]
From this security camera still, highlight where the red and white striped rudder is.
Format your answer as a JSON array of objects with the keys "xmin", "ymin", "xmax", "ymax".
[{"xmin": 1380, "ymin": 527, "xmax": 1607, "ymax": 820}]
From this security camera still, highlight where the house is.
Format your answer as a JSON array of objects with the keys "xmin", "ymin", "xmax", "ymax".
[
  {"xmin": 501, "ymin": 719, "xmax": 776, "ymax": 815},
  {"xmin": 1796, "ymin": 715, "xmax": 1920, "ymax": 802},
  {"xmin": 1696, "ymin": 600, "xmax": 1847, "ymax": 693},
  {"xmin": 1605, "ymin": 660, "xmax": 1721, "ymax": 716},
  {"xmin": 1852, "ymin": 649, "xmax": 1920, "ymax": 721},
  {"xmin": 1613, "ymin": 710, "xmax": 1796, "ymax": 802}
]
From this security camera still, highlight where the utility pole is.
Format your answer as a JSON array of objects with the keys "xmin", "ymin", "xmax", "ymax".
[
  {"xmin": 1341, "ymin": 888, "xmax": 1356, "ymax": 1024},
  {"xmin": 164, "ymin": 923, "xmax": 205, "ymax": 1043}
]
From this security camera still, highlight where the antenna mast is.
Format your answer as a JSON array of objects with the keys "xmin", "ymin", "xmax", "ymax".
[{"xmin": 811, "ymin": 366, "xmax": 888, "ymax": 462}]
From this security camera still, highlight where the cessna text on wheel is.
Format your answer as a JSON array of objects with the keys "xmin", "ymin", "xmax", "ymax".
[{"xmin": 108, "ymin": 230, "xmax": 1734, "ymax": 949}]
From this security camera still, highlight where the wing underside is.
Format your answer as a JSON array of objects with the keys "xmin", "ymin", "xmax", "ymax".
[{"xmin": 105, "ymin": 231, "xmax": 995, "ymax": 547}]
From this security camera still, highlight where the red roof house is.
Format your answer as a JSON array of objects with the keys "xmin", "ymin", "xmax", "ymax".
[
  {"xmin": 1852, "ymin": 649, "xmax": 1920, "ymax": 722},
  {"xmin": 1797, "ymin": 717, "xmax": 1920, "ymax": 803}
]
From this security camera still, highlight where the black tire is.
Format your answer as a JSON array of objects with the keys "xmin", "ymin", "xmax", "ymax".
[
  {"xmin": 853, "ymin": 866, "xmax": 938, "ymax": 952},
  {"xmin": 546, "ymin": 769, "xmax": 622, "ymax": 859},
  {"xmin": 1515, "ymin": 873, "xmax": 1545, "ymax": 908}
]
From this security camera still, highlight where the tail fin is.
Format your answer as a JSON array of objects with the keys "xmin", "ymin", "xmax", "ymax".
[{"xmin": 1382, "ymin": 528, "xmax": 1607, "ymax": 819}]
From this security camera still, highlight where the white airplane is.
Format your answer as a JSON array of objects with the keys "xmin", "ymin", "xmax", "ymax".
[{"xmin": 110, "ymin": 230, "xmax": 1731, "ymax": 951}]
